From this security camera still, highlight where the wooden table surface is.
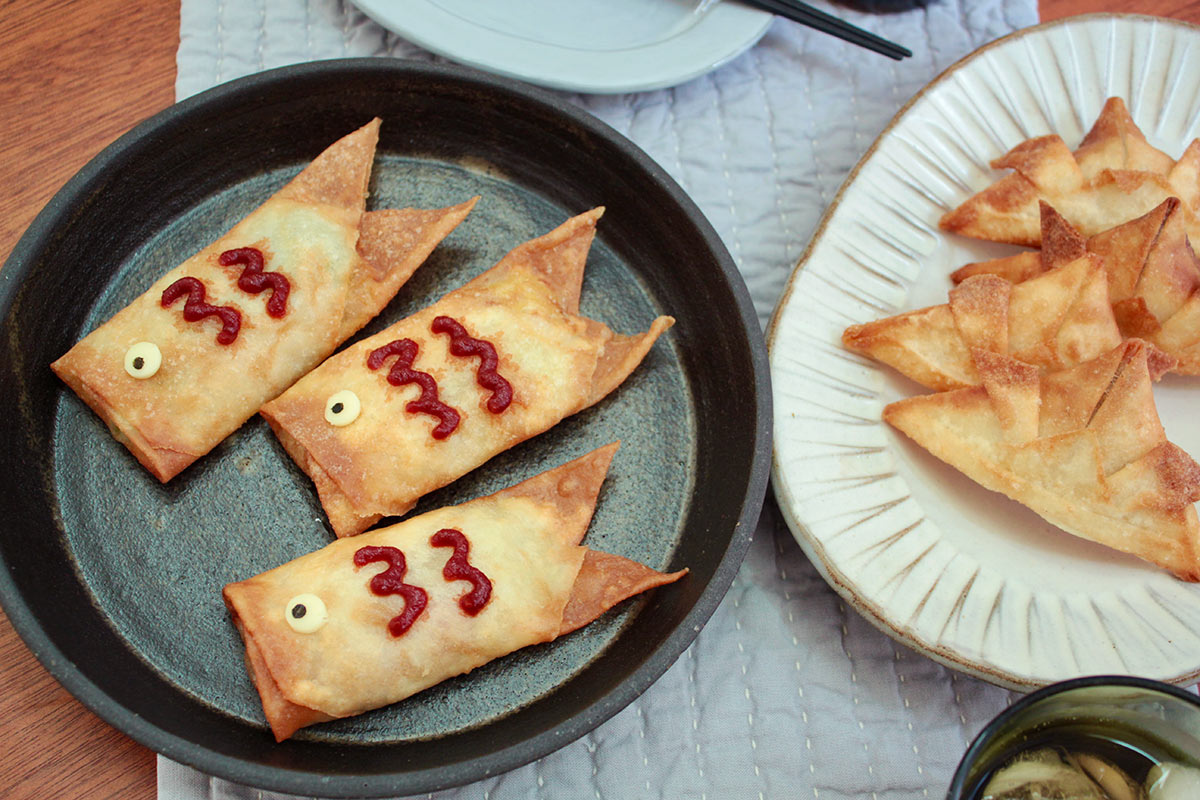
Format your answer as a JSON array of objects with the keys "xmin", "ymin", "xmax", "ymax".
[{"xmin": 2, "ymin": 1, "xmax": 1199, "ymax": 798}]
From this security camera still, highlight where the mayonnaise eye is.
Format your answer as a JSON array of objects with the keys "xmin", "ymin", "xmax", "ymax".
[
  {"xmin": 325, "ymin": 390, "xmax": 361, "ymax": 427},
  {"xmin": 124, "ymin": 342, "xmax": 162, "ymax": 379},
  {"xmin": 284, "ymin": 593, "xmax": 328, "ymax": 633}
]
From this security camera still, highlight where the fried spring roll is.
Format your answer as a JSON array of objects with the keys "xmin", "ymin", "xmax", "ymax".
[
  {"xmin": 260, "ymin": 208, "xmax": 674, "ymax": 537},
  {"xmin": 52, "ymin": 118, "xmax": 478, "ymax": 481},
  {"xmin": 223, "ymin": 443, "xmax": 686, "ymax": 741}
]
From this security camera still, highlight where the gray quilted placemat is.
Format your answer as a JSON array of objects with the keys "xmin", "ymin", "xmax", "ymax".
[{"xmin": 162, "ymin": 1, "xmax": 1037, "ymax": 797}]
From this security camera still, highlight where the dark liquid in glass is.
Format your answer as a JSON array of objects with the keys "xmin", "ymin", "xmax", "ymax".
[{"xmin": 964, "ymin": 724, "xmax": 1185, "ymax": 799}]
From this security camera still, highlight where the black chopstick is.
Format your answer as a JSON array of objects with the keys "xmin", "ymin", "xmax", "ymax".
[{"xmin": 742, "ymin": 0, "xmax": 912, "ymax": 60}]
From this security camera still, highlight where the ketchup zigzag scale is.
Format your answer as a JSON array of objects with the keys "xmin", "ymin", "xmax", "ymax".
[
  {"xmin": 367, "ymin": 339, "xmax": 461, "ymax": 439},
  {"xmin": 431, "ymin": 315, "xmax": 513, "ymax": 413},
  {"xmin": 431, "ymin": 528, "xmax": 492, "ymax": 615},
  {"xmin": 219, "ymin": 247, "xmax": 291, "ymax": 317},
  {"xmin": 160, "ymin": 277, "xmax": 242, "ymax": 345},
  {"xmin": 353, "ymin": 545, "xmax": 428, "ymax": 637}
]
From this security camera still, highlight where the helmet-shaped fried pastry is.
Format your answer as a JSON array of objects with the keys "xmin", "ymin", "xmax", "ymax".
[
  {"xmin": 842, "ymin": 252, "xmax": 1121, "ymax": 390},
  {"xmin": 884, "ymin": 340, "xmax": 1200, "ymax": 580},
  {"xmin": 940, "ymin": 98, "xmax": 1200, "ymax": 247},
  {"xmin": 953, "ymin": 199, "xmax": 1200, "ymax": 374}
]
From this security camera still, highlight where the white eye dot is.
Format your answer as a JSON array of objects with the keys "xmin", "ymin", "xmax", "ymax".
[
  {"xmin": 124, "ymin": 342, "xmax": 162, "ymax": 379},
  {"xmin": 284, "ymin": 594, "xmax": 328, "ymax": 634},
  {"xmin": 325, "ymin": 390, "xmax": 361, "ymax": 427}
]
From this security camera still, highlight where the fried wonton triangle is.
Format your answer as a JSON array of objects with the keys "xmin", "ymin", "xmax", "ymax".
[
  {"xmin": 884, "ymin": 340, "xmax": 1200, "ymax": 580},
  {"xmin": 261, "ymin": 208, "xmax": 674, "ymax": 537},
  {"xmin": 52, "ymin": 119, "xmax": 478, "ymax": 482},
  {"xmin": 952, "ymin": 199, "xmax": 1200, "ymax": 373},
  {"xmin": 951, "ymin": 201, "xmax": 1086, "ymax": 285},
  {"xmin": 223, "ymin": 443, "xmax": 686, "ymax": 741},
  {"xmin": 940, "ymin": 98, "xmax": 1200, "ymax": 246},
  {"xmin": 842, "ymin": 252, "xmax": 1121, "ymax": 390}
]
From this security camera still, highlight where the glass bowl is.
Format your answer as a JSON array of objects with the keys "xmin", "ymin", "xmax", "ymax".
[{"xmin": 947, "ymin": 676, "xmax": 1200, "ymax": 799}]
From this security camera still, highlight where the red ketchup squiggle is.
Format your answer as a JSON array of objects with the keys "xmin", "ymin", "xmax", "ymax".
[
  {"xmin": 430, "ymin": 528, "xmax": 492, "ymax": 615},
  {"xmin": 160, "ymin": 277, "xmax": 241, "ymax": 345},
  {"xmin": 367, "ymin": 339, "xmax": 461, "ymax": 439},
  {"xmin": 431, "ymin": 316, "xmax": 513, "ymax": 413},
  {"xmin": 353, "ymin": 545, "xmax": 428, "ymax": 637},
  {"xmin": 219, "ymin": 247, "xmax": 290, "ymax": 317}
]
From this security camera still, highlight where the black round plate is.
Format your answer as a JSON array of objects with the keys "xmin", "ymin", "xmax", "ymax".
[{"xmin": 0, "ymin": 59, "xmax": 770, "ymax": 797}]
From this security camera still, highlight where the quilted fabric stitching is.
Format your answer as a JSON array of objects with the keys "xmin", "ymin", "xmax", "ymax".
[{"xmin": 166, "ymin": 2, "xmax": 1037, "ymax": 797}]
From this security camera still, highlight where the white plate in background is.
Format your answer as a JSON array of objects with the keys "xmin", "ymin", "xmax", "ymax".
[
  {"xmin": 351, "ymin": 0, "xmax": 773, "ymax": 93},
  {"xmin": 769, "ymin": 14, "xmax": 1200, "ymax": 690}
]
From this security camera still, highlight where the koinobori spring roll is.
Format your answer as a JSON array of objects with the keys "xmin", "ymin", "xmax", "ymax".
[
  {"xmin": 223, "ymin": 442, "xmax": 686, "ymax": 741},
  {"xmin": 260, "ymin": 207, "xmax": 674, "ymax": 537},
  {"xmin": 52, "ymin": 119, "xmax": 478, "ymax": 482}
]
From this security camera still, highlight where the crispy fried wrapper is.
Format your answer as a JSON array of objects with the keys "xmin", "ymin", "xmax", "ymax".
[
  {"xmin": 952, "ymin": 199, "xmax": 1200, "ymax": 373},
  {"xmin": 260, "ymin": 208, "xmax": 674, "ymax": 537},
  {"xmin": 223, "ymin": 443, "xmax": 686, "ymax": 741},
  {"xmin": 842, "ymin": 250, "xmax": 1121, "ymax": 390},
  {"xmin": 51, "ymin": 119, "xmax": 478, "ymax": 481},
  {"xmin": 883, "ymin": 340, "xmax": 1200, "ymax": 580},
  {"xmin": 940, "ymin": 98, "xmax": 1200, "ymax": 247}
]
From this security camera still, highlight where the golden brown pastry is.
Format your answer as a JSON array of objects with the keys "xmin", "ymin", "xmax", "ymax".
[
  {"xmin": 842, "ymin": 251, "xmax": 1121, "ymax": 390},
  {"xmin": 950, "ymin": 201, "xmax": 1088, "ymax": 285},
  {"xmin": 884, "ymin": 340, "xmax": 1200, "ymax": 580},
  {"xmin": 940, "ymin": 98, "xmax": 1200, "ymax": 246},
  {"xmin": 260, "ymin": 208, "xmax": 674, "ymax": 537},
  {"xmin": 223, "ymin": 443, "xmax": 686, "ymax": 741},
  {"xmin": 51, "ymin": 119, "xmax": 478, "ymax": 482},
  {"xmin": 952, "ymin": 199, "xmax": 1200, "ymax": 373}
]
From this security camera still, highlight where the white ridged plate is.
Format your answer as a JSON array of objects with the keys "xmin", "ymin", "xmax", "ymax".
[
  {"xmin": 768, "ymin": 14, "xmax": 1200, "ymax": 690},
  {"xmin": 349, "ymin": 0, "xmax": 772, "ymax": 94}
]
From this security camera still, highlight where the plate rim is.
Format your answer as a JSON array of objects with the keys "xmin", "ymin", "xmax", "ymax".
[
  {"xmin": 0, "ymin": 57, "xmax": 772, "ymax": 795},
  {"xmin": 348, "ymin": 0, "xmax": 774, "ymax": 94},
  {"xmin": 766, "ymin": 12, "xmax": 1200, "ymax": 692}
]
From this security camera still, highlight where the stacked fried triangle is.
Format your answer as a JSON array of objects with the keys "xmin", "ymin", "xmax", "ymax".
[
  {"xmin": 954, "ymin": 199, "xmax": 1200, "ymax": 374},
  {"xmin": 843, "ymin": 98, "xmax": 1200, "ymax": 579},
  {"xmin": 939, "ymin": 97, "xmax": 1200, "ymax": 247},
  {"xmin": 884, "ymin": 340, "xmax": 1200, "ymax": 580},
  {"xmin": 842, "ymin": 248, "xmax": 1121, "ymax": 390}
]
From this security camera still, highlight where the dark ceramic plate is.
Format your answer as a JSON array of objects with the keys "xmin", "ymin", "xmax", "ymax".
[{"xmin": 0, "ymin": 60, "xmax": 770, "ymax": 797}]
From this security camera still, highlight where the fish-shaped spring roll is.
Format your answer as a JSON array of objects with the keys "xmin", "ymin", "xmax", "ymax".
[
  {"xmin": 260, "ymin": 207, "xmax": 674, "ymax": 537},
  {"xmin": 223, "ymin": 442, "xmax": 686, "ymax": 741},
  {"xmin": 51, "ymin": 118, "xmax": 478, "ymax": 481}
]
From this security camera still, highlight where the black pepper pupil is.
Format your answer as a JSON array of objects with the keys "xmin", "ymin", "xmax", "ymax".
[
  {"xmin": 133, "ymin": 357, "xmax": 145, "ymax": 370},
  {"xmin": 331, "ymin": 402, "xmax": 344, "ymax": 414},
  {"xmin": 291, "ymin": 604, "xmax": 307, "ymax": 619}
]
